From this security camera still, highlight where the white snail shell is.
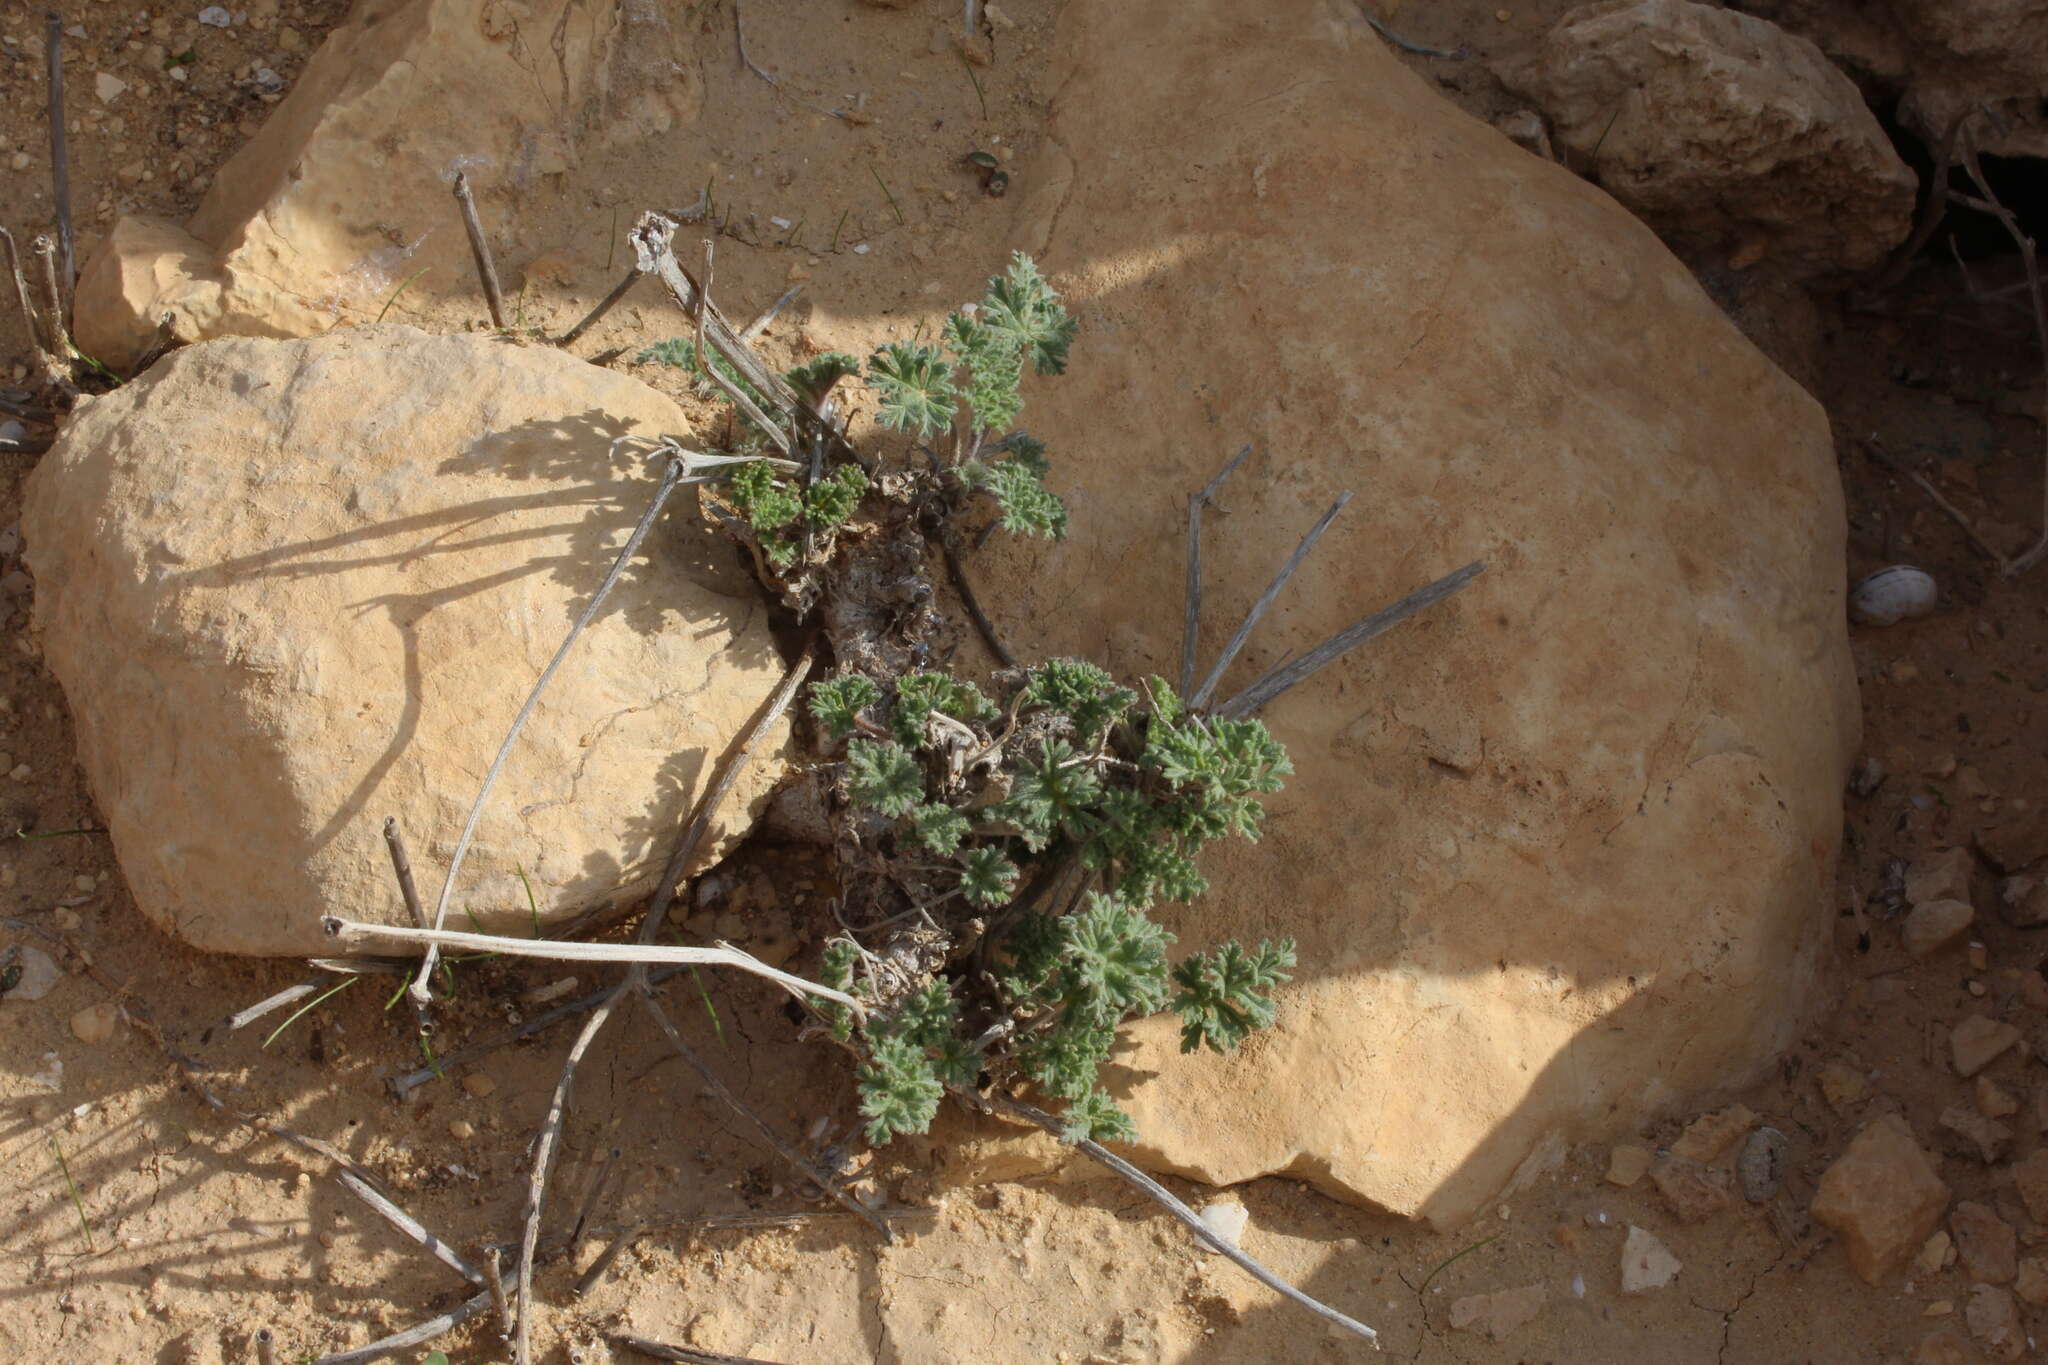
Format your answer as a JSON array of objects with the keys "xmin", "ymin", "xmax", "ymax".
[{"xmin": 1848, "ymin": 565, "xmax": 1937, "ymax": 627}]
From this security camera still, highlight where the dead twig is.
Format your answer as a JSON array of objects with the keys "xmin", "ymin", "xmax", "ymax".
[
  {"xmin": 611, "ymin": 1334, "xmax": 791, "ymax": 1365},
  {"xmin": 225, "ymin": 979, "xmax": 325, "ymax": 1032},
  {"xmin": 43, "ymin": 10, "xmax": 73, "ymax": 297},
  {"xmin": 1862, "ymin": 436, "xmax": 2013, "ymax": 565},
  {"xmin": 254, "ymin": 1327, "xmax": 280, "ymax": 1365},
  {"xmin": 308, "ymin": 1288, "xmax": 492, "ymax": 1365},
  {"xmin": 734, "ymin": 0, "xmax": 854, "ymax": 125},
  {"xmin": 557, "ymin": 263, "xmax": 644, "ymax": 347},
  {"xmin": 512, "ymin": 1000, "xmax": 617, "ymax": 1365},
  {"xmin": 691, "ymin": 236, "xmax": 796, "ymax": 455},
  {"xmin": 996, "ymin": 1097, "xmax": 1380, "ymax": 1345},
  {"xmin": 739, "ymin": 283, "xmax": 803, "ymax": 343},
  {"xmin": 1217, "ymin": 560, "xmax": 1486, "ymax": 719},
  {"xmin": 381, "ymin": 817, "xmax": 428, "ymax": 930},
  {"xmin": 408, "ymin": 452, "xmax": 689, "ymax": 1010},
  {"xmin": 571, "ymin": 1221, "xmax": 642, "ymax": 1296},
  {"xmin": 1354, "ymin": 4, "xmax": 1470, "ymax": 60},
  {"xmin": 567, "ymin": 1144, "xmax": 621, "ymax": 1252},
  {"xmin": 453, "ymin": 171, "xmax": 508, "ymax": 330},
  {"xmin": 0, "ymin": 227, "xmax": 48, "ymax": 357},
  {"xmin": 1181, "ymin": 443, "xmax": 1254, "ymax": 695},
  {"xmin": 1190, "ymin": 491, "xmax": 1352, "ymax": 710},
  {"xmin": 475, "ymin": 1242, "xmax": 513, "ymax": 1339},
  {"xmin": 31, "ymin": 234, "xmax": 74, "ymax": 363},
  {"xmin": 940, "ymin": 534, "xmax": 1014, "ymax": 667}
]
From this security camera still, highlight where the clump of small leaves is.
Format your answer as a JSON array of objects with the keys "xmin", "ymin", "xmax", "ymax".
[{"xmin": 661, "ymin": 251, "xmax": 1295, "ymax": 1150}]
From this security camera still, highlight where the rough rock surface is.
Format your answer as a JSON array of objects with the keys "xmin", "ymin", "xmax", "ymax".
[
  {"xmin": 1952, "ymin": 1201, "xmax": 2018, "ymax": 1284},
  {"xmin": 1744, "ymin": 0, "xmax": 2048, "ymax": 158},
  {"xmin": 74, "ymin": 0, "xmax": 705, "ymax": 366},
  {"xmin": 987, "ymin": 0, "xmax": 1857, "ymax": 1228},
  {"xmin": 21, "ymin": 327, "xmax": 786, "ymax": 956},
  {"xmin": 1494, "ymin": 0, "xmax": 1916, "ymax": 277},
  {"xmin": 1620, "ymin": 1225, "xmax": 1681, "ymax": 1293},
  {"xmin": 1812, "ymin": 1116, "xmax": 1951, "ymax": 1283}
]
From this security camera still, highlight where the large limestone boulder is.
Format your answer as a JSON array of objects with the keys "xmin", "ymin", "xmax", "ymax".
[
  {"xmin": 22, "ymin": 327, "xmax": 787, "ymax": 957},
  {"xmin": 1494, "ymin": 0, "xmax": 1916, "ymax": 278},
  {"xmin": 986, "ymin": 0, "xmax": 1858, "ymax": 1226},
  {"xmin": 74, "ymin": 0, "xmax": 703, "ymax": 369}
]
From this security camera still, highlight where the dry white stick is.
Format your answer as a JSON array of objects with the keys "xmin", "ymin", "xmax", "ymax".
[{"xmin": 326, "ymin": 918, "xmax": 866, "ymax": 1019}]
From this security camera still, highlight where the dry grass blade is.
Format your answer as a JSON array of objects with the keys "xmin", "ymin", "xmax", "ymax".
[
  {"xmin": 1216, "ymin": 560, "xmax": 1485, "ymax": 719},
  {"xmin": 611, "ymin": 1331, "xmax": 793, "ymax": 1364},
  {"xmin": 512, "ymin": 1001, "xmax": 617, "ymax": 1365},
  {"xmin": 409, "ymin": 453, "xmax": 687, "ymax": 1009},
  {"xmin": 1190, "ymin": 491, "xmax": 1352, "ymax": 710},
  {"xmin": 1181, "ymin": 443, "xmax": 1254, "ymax": 695},
  {"xmin": 997, "ymin": 1098, "xmax": 1380, "ymax": 1345},
  {"xmin": 308, "ymin": 1288, "xmax": 492, "ymax": 1365}
]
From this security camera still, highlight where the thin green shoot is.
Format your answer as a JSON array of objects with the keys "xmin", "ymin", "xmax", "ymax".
[
  {"xmin": 373, "ymin": 267, "xmax": 431, "ymax": 324},
  {"xmin": 262, "ymin": 977, "xmax": 356, "ymax": 1050},
  {"xmin": 10, "ymin": 826, "xmax": 104, "ymax": 840},
  {"xmin": 830, "ymin": 208, "xmax": 850, "ymax": 253},
  {"xmin": 517, "ymin": 866, "xmax": 543, "ymax": 938},
  {"xmin": 418, "ymin": 1031, "xmax": 443, "ymax": 1078},
  {"xmin": 1418, "ymin": 1233, "xmax": 1499, "ymax": 1295},
  {"xmin": 50, "ymin": 1138, "xmax": 93, "ymax": 1251},
  {"xmin": 784, "ymin": 211, "xmax": 806, "ymax": 250},
  {"xmin": 962, "ymin": 56, "xmax": 987, "ymax": 120},
  {"xmin": 869, "ymin": 163, "xmax": 905, "ymax": 227},
  {"xmin": 688, "ymin": 966, "xmax": 727, "ymax": 1048}
]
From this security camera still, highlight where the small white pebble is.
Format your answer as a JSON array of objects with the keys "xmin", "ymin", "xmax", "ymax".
[
  {"xmin": 198, "ymin": 5, "xmax": 231, "ymax": 25},
  {"xmin": 1197, "ymin": 1199, "xmax": 1249, "ymax": 1251},
  {"xmin": 852, "ymin": 243, "xmax": 870, "ymax": 255},
  {"xmin": 10, "ymin": 763, "xmax": 31, "ymax": 781}
]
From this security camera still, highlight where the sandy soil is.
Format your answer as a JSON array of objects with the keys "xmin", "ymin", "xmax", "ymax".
[{"xmin": 4, "ymin": 2, "xmax": 2046, "ymax": 1362}]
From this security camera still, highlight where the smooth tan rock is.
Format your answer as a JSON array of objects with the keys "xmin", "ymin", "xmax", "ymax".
[
  {"xmin": 1976, "ymin": 1075, "xmax": 2019, "ymax": 1119},
  {"xmin": 73, "ymin": 0, "xmax": 705, "ymax": 357},
  {"xmin": 1818, "ymin": 1061, "xmax": 1867, "ymax": 1112},
  {"xmin": 1494, "ymin": 0, "xmax": 1915, "ymax": 276},
  {"xmin": 1966, "ymin": 1284, "xmax": 2026, "ymax": 1361},
  {"xmin": 1672, "ymin": 1103, "xmax": 1758, "ymax": 1161},
  {"xmin": 2015, "ymin": 1256, "xmax": 2048, "ymax": 1307},
  {"xmin": 1952, "ymin": 1015, "xmax": 2021, "ymax": 1077},
  {"xmin": 1939, "ymin": 1106, "xmax": 2013, "ymax": 1165},
  {"xmin": 2011, "ymin": 1149, "xmax": 2048, "ymax": 1224},
  {"xmin": 1812, "ymin": 1115, "xmax": 1950, "ymax": 1284},
  {"xmin": 1448, "ymin": 1283, "xmax": 1546, "ymax": 1340},
  {"xmin": 21, "ymin": 327, "xmax": 787, "ymax": 956},
  {"xmin": 1605, "ymin": 1143, "xmax": 1653, "ymax": 1187},
  {"xmin": 1952, "ymin": 1201, "xmax": 2018, "ymax": 1284},
  {"xmin": 1916, "ymin": 1231, "xmax": 1953, "ymax": 1276},
  {"xmin": 68, "ymin": 1001, "xmax": 119, "ymax": 1045},
  {"xmin": 1908, "ymin": 846, "xmax": 1976, "ymax": 908},
  {"xmin": 986, "ymin": 0, "xmax": 1857, "ymax": 1229},
  {"xmin": 1620, "ymin": 1225, "xmax": 1681, "ymax": 1293},
  {"xmin": 1903, "ymin": 898, "xmax": 1974, "ymax": 957}
]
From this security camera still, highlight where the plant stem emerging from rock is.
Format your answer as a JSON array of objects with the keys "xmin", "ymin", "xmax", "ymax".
[{"xmin": 996, "ymin": 1097, "xmax": 1380, "ymax": 1346}]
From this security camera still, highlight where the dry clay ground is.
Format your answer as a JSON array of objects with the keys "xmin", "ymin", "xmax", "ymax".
[{"xmin": 4, "ymin": 1, "xmax": 2048, "ymax": 1361}]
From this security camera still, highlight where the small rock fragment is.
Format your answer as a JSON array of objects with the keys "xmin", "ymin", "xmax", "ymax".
[
  {"xmin": 1965, "ymin": 1284, "xmax": 2025, "ymax": 1360},
  {"xmin": 1738, "ymin": 1126, "xmax": 1788, "ymax": 1202},
  {"xmin": 1198, "ymin": 1200, "xmax": 1248, "ymax": 1251},
  {"xmin": 198, "ymin": 5, "xmax": 232, "ymax": 25},
  {"xmin": 1848, "ymin": 755, "xmax": 1886, "ymax": 797},
  {"xmin": 1672, "ymin": 1104, "xmax": 1758, "ymax": 1162},
  {"xmin": 1494, "ymin": 109, "xmax": 1555, "ymax": 160},
  {"xmin": 1976, "ymin": 1075, "xmax": 2019, "ymax": 1119},
  {"xmin": 94, "ymin": 73, "xmax": 127, "ymax": 104},
  {"xmin": 2010, "ymin": 1149, "xmax": 2048, "ymax": 1224},
  {"xmin": 1651, "ymin": 1155, "xmax": 1734, "ymax": 1222},
  {"xmin": 1939, "ymin": 1106, "xmax": 2013, "ymax": 1164},
  {"xmin": 460, "ymin": 1073, "xmax": 497, "ymax": 1100},
  {"xmin": 1, "ymin": 945, "xmax": 61, "ymax": 1002},
  {"xmin": 1915, "ymin": 1231, "xmax": 1953, "ymax": 1276},
  {"xmin": 1908, "ymin": 846, "xmax": 1975, "ymax": 908},
  {"xmin": 1951, "ymin": 1015, "xmax": 2021, "ymax": 1077},
  {"xmin": 447, "ymin": 1119, "xmax": 475, "ymax": 1140},
  {"xmin": 69, "ymin": 1001, "xmax": 119, "ymax": 1045},
  {"xmin": 1605, "ymin": 1143, "xmax": 1652, "ymax": 1187},
  {"xmin": 2016, "ymin": 1257, "xmax": 2048, "ymax": 1307},
  {"xmin": 1812, "ymin": 1115, "xmax": 1951, "ymax": 1284},
  {"xmin": 2000, "ymin": 876, "xmax": 2048, "ymax": 928},
  {"xmin": 1903, "ymin": 898, "xmax": 1974, "ymax": 957},
  {"xmin": 1447, "ymin": 1283, "xmax": 1546, "ymax": 1341},
  {"xmin": 1952, "ymin": 1202, "xmax": 2017, "ymax": 1284},
  {"xmin": 1818, "ymin": 1062, "xmax": 1867, "ymax": 1112},
  {"xmin": 1620, "ymin": 1225, "xmax": 1680, "ymax": 1293},
  {"xmin": 1913, "ymin": 1329, "xmax": 1970, "ymax": 1365}
]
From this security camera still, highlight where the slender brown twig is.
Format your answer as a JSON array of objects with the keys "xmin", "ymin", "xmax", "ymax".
[
  {"xmin": 567, "ymin": 1144, "xmax": 621, "ymax": 1252},
  {"xmin": 512, "ymin": 999, "xmax": 617, "ymax": 1365},
  {"xmin": 556, "ymin": 263, "xmax": 644, "ymax": 347},
  {"xmin": 1181, "ymin": 444, "xmax": 1254, "ymax": 696},
  {"xmin": 940, "ymin": 535, "xmax": 1014, "ymax": 666},
  {"xmin": 995, "ymin": 1097, "xmax": 1379, "ymax": 1344},
  {"xmin": 453, "ymin": 171, "xmax": 508, "ymax": 330},
  {"xmin": 43, "ymin": 10, "xmax": 74, "ymax": 296},
  {"xmin": 475, "ymin": 1242, "xmax": 513, "ymax": 1339},
  {"xmin": 381, "ymin": 817, "xmax": 428, "ymax": 930},
  {"xmin": 0, "ymin": 227, "xmax": 47, "ymax": 356},
  {"xmin": 308, "ymin": 1288, "xmax": 492, "ymax": 1365},
  {"xmin": 690, "ymin": 237, "xmax": 795, "ymax": 455}
]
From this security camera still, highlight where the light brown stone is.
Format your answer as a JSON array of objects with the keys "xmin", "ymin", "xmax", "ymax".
[
  {"xmin": 1447, "ymin": 1283, "xmax": 1546, "ymax": 1341},
  {"xmin": 1671, "ymin": 1104, "xmax": 1758, "ymax": 1161},
  {"xmin": 68, "ymin": 1001, "xmax": 119, "ymax": 1045},
  {"xmin": 2016, "ymin": 1257, "xmax": 2048, "ymax": 1307},
  {"xmin": 984, "ymin": 0, "xmax": 1857, "ymax": 1229},
  {"xmin": 1966, "ymin": 1283, "xmax": 2026, "ymax": 1361},
  {"xmin": 1976, "ymin": 1075, "xmax": 2020, "ymax": 1119},
  {"xmin": 1650, "ymin": 1155, "xmax": 1736, "ymax": 1223},
  {"xmin": 1939, "ymin": 1106, "xmax": 2014, "ymax": 1165},
  {"xmin": 1811, "ymin": 1115, "xmax": 1951, "ymax": 1284},
  {"xmin": 1493, "ymin": 0, "xmax": 1915, "ymax": 277},
  {"xmin": 2001, "ymin": 875, "xmax": 2048, "ymax": 929},
  {"xmin": 1952, "ymin": 1015, "xmax": 2022, "ymax": 1077},
  {"xmin": 1605, "ymin": 1143, "xmax": 1653, "ymax": 1187},
  {"xmin": 1902, "ymin": 898, "xmax": 1974, "ymax": 957},
  {"xmin": 1620, "ymin": 1225, "xmax": 1681, "ymax": 1293},
  {"xmin": 2011, "ymin": 1149, "xmax": 2048, "ymax": 1224},
  {"xmin": 1952, "ymin": 1201, "xmax": 2018, "ymax": 1284},
  {"xmin": 1913, "ymin": 1329, "xmax": 1970, "ymax": 1365},
  {"xmin": 1908, "ymin": 846, "xmax": 1976, "ymax": 909},
  {"xmin": 1818, "ymin": 1062, "xmax": 1867, "ymax": 1112},
  {"xmin": 21, "ymin": 328, "xmax": 789, "ymax": 955},
  {"xmin": 1915, "ymin": 1231, "xmax": 1953, "ymax": 1276}
]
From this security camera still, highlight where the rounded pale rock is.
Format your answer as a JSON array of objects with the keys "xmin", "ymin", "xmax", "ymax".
[
  {"xmin": 1951, "ymin": 1201, "xmax": 2018, "ymax": 1285},
  {"xmin": 1966, "ymin": 1284, "xmax": 2025, "ymax": 1361},
  {"xmin": 21, "ymin": 327, "xmax": 790, "ymax": 956},
  {"xmin": 1902, "ymin": 898, "xmax": 1975, "ymax": 957},
  {"xmin": 1197, "ymin": 1199, "xmax": 1249, "ymax": 1251},
  {"xmin": 1811, "ymin": 1115, "xmax": 1950, "ymax": 1284},
  {"xmin": 2, "ymin": 945, "xmax": 62, "ymax": 1002},
  {"xmin": 69, "ymin": 1001, "xmax": 120, "ymax": 1045},
  {"xmin": 1620, "ymin": 1225, "xmax": 1681, "ymax": 1293},
  {"xmin": 1951, "ymin": 1016, "xmax": 2021, "ymax": 1078},
  {"xmin": 986, "ymin": 0, "xmax": 1856, "ymax": 1228},
  {"xmin": 1494, "ymin": 0, "xmax": 1916, "ymax": 276}
]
